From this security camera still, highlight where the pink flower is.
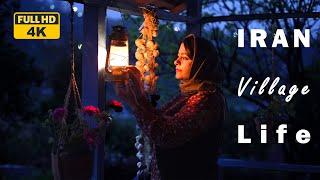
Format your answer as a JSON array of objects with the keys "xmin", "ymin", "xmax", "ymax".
[
  {"xmin": 52, "ymin": 108, "xmax": 65, "ymax": 122},
  {"xmin": 83, "ymin": 105, "xmax": 100, "ymax": 116}
]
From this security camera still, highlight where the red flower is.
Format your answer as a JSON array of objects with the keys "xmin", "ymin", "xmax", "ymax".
[
  {"xmin": 107, "ymin": 100, "xmax": 123, "ymax": 112},
  {"xmin": 110, "ymin": 100, "xmax": 122, "ymax": 107},
  {"xmin": 83, "ymin": 105, "xmax": 100, "ymax": 116},
  {"xmin": 52, "ymin": 108, "xmax": 65, "ymax": 122}
]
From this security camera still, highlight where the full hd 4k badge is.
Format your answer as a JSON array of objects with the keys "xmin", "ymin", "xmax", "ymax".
[{"xmin": 14, "ymin": 12, "xmax": 60, "ymax": 39}]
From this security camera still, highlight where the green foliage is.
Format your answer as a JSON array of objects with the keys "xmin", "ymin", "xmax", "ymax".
[
  {"xmin": 107, "ymin": 118, "xmax": 136, "ymax": 157},
  {"xmin": 0, "ymin": 36, "xmax": 43, "ymax": 118},
  {"xmin": 0, "ymin": 0, "xmax": 48, "ymax": 166},
  {"xmin": 1, "ymin": 117, "xmax": 52, "ymax": 166}
]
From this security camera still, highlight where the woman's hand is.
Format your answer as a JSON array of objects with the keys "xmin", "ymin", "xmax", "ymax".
[{"xmin": 113, "ymin": 66, "xmax": 148, "ymax": 109}]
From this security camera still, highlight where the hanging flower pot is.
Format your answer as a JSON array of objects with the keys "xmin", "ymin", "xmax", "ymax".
[
  {"xmin": 46, "ymin": 72, "xmax": 112, "ymax": 180},
  {"xmin": 48, "ymin": 106, "xmax": 111, "ymax": 179},
  {"xmin": 46, "ymin": 88, "xmax": 118, "ymax": 180},
  {"xmin": 51, "ymin": 148, "xmax": 93, "ymax": 180}
]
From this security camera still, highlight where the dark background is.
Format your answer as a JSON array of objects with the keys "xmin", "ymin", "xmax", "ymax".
[{"xmin": 1, "ymin": 0, "xmax": 320, "ymax": 179}]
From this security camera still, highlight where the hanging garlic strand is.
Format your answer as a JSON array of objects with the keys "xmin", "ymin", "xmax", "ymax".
[
  {"xmin": 134, "ymin": 7, "xmax": 159, "ymax": 178},
  {"xmin": 135, "ymin": 8, "xmax": 159, "ymax": 93}
]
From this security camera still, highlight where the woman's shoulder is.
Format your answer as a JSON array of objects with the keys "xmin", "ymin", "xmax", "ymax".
[
  {"xmin": 158, "ymin": 94, "xmax": 184, "ymax": 112},
  {"xmin": 188, "ymin": 88, "xmax": 225, "ymax": 105}
]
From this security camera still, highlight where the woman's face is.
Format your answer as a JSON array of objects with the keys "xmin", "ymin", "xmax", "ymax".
[{"xmin": 174, "ymin": 43, "xmax": 193, "ymax": 80}]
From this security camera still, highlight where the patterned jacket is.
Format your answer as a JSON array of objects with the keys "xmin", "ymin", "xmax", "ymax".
[{"xmin": 133, "ymin": 88, "xmax": 225, "ymax": 180}]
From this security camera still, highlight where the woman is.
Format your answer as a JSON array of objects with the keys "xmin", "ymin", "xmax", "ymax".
[{"xmin": 114, "ymin": 34, "xmax": 226, "ymax": 180}]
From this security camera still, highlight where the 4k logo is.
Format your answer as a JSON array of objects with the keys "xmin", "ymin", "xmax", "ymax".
[
  {"xmin": 27, "ymin": 27, "xmax": 46, "ymax": 37},
  {"xmin": 14, "ymin": 12, "xmax": 60, "ymax": 39}
]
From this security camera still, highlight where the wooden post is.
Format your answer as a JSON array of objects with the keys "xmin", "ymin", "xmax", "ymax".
[
  {"xmin": 82, "ymin": 4, "xmax": 107, "ymax": 180},
  {"xmin": 186, "ymin": 0, "xmax": 202, "ymax": 36}
]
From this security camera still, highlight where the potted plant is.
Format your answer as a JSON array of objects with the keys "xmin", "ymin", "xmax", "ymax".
[{"xmin": 46, "ymin": 100, "xmax": 123, "ymax": 180}]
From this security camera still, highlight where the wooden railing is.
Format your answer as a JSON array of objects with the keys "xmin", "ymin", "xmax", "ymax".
[{"xmin": 217, "ymin": 158, "xmax": 320, "ymax": 180}]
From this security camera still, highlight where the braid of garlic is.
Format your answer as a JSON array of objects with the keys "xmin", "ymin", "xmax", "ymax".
[
  {"xmin": 134, "ymin": 7, "xmax": 159, "ymax": 178},
  {"xmin": 135, "ymin": 8, "xmax": 159, "ymax": 94}
]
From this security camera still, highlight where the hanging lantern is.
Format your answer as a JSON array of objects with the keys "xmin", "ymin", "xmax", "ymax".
[{"xmin": 105, "ymin": 25, "xmax": 130, "ymax": 81}]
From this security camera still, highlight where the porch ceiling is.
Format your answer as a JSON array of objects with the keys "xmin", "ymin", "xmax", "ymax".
[
  {"xmin": 71, "ymin": 0, "xmax": 191, "ymax": 22},
  {"xmin": 120, "ymin": 0, "xmax": 187, "ymax": 13}
]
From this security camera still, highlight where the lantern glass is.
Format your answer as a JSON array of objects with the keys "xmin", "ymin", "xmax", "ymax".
[
  {"xmin": 108, "ymin": 40, "xmax": 129, "ymax": 68},
  {"xmin": 106, "ymin": 26, "xmax": 129, "ymax": 72}
]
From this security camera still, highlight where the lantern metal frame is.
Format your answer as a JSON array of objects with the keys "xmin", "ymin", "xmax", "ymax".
[{"xmin": 105, "ymin": 25, "xmax": 130, "ymax": 81}]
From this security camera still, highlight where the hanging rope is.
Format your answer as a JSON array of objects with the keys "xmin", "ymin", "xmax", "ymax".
[
  {"xmin": 68, "ymin": 0, "xmax": 81, "ymax": 108},
  {"xmin": 61, "ymin": 0, "xmax": 82, "ymax": 127},
  {"xmin": 70, "ymin": 0, "xmax": 75, "ymax": 76}
]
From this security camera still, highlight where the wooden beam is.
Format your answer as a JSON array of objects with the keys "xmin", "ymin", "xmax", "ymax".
[
  {"xmin": 148, "ymin": 0, "xmax": 175, "ymax": 9},
  {"xmin": 186, "ymin": 0, "xmax": 202, "ymax": 35},
  {"xmin": 218, "ymin": 158, "xmax": 320, "ymax": 173},
  {"xmin": 73, "ymin": 0, "xmax": 108, "ymax": 6},
  {"xmin": 201, "ymin": 12, "xmax": 320, "ymax": 23},
  {"xmin": 82, "ymin": 4, "xmax": 107, "ymax": 180},
  {"xmin": 171, "ymin": 2, "xmax": 187, "ymax": 14},
  {"xmin": 107, "ymin": 0, "xmax": 192, "ymax": 22}
]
